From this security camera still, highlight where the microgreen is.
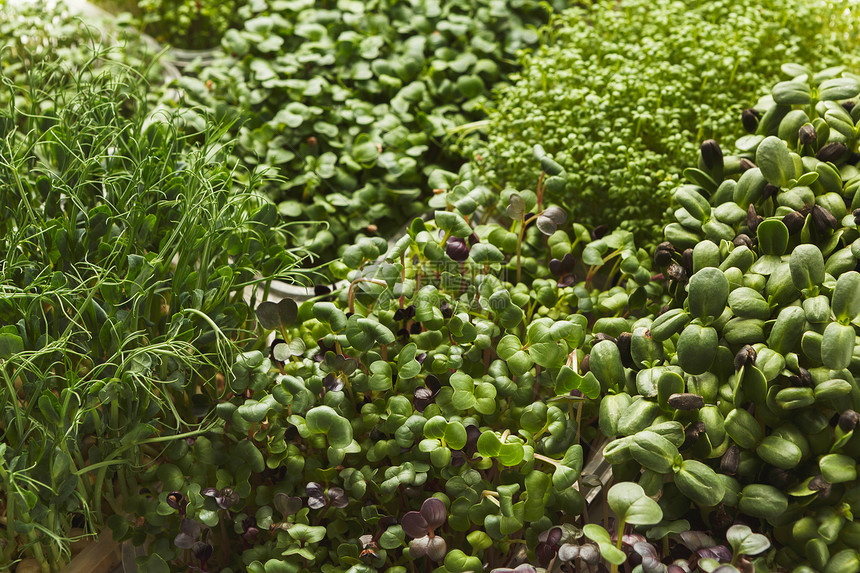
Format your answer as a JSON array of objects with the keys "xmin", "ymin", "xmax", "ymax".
[
  {"xmin": 11, "ymin": 2, "xmax": 860, "ymax": 572},
  {"xmin": 0, "ymin": 23, "xmax": 312, "ymax": 568},
  {"xmin": 476, "ymin": 0, "xmax": 860, "ymax": 245},
  {"xmin": 106, "ymin": 0, "xmax": 242, "ymax": 49},
  {"xmin": 161, "ymin": 0, "xmax": 568, "ymax": 261}
]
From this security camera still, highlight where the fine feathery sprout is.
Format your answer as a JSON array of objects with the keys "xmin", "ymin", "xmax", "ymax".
[{"xmin": 0, "ymin": 29, "xmax": 316, "ymax": 569}]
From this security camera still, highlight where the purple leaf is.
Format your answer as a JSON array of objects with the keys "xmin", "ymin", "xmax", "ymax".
[
  {"xmin": 394, "ymin": 306, "xmax": 415, "ymax": 321},
  {"xmin": 413, "ymin": 386, "xmax": 436, "ymax": 412},
  {"xmin": 180, "ymin": 518, "xmax": 200, "ymax": 538},
  {"xmin": 678, "ymin": 530, "xmax": 715, "ymax": 551},
  {"xmin": 306, "ymin": 482, "xmax": 325, "ymax": 499},
  {"xmin": 491, "ymin": 565, "xmax": 537, "ymax": 573},
  {"xmin": 542, "ymin": 206, "xmax": 568, "ymax": 225},
  {"xmin": 218, "ymin": 487, "xmax": 239, "ymax": 509},
  {"xmin": 324, "ymin": 373, "xmax": 344, "ymax": 392},
  {"xmin": 420, "ymin": 497, "xmax": 447, "ymax": 530},
  {"xmin": 536, "ymin": 215, "xmax": 558, "ymax": 236},
  {"xmin": 241, "ymin": 516, "xmax": 256, "ymax": 532},
  {"xmin": 560, "ymin": 252, "xmax": 575, "ymax": 271},
  {"xmin": 634, "ymin": 542, "xmax": 665, "ymax": 573},
  {"xmin": 446, "ymin": 237, "xmax": 470, "ymax": 261},
  {"xmin": 192, "ymin": 541, "xmax": 213, "ymax": 562},
  {"xmin": 274, "ymin": 493, "xmax": 303, "ymax": 516},
  {"xmin": 379, "ymin": 515, "xmax": 398, "ymax": 529},
  {"xmin": 328, "ymin": 487, "xmax": 349, "ymax": 508},
  {"xmin": 425, "ymin": 375, "xmax": 441, "ymax": 392},
  {"xmin": 544, "ymin": 526, "xmax": 563, "ymax": 546},
  {"xmin": 642, "ymin": 557, "xmax": 666, "ymax": 573},
  {"xmin": 465, "ymin": 424, "xmax": 481, "ymax": 451},
  {"xmin": 507, "ymin": 194, "xmax": 525, "ymax": 220},
  {"xmin": 549, "ymin": 253, "xmax": 576, "ymax": 278},
  {"xmin": 536, "ymin": 541, "xmax": 556, "ymax": 566},
  {"xmin": 697, "ymin": 545, "xmax": 732, "ymax": 562},
  {"xmin": 401, "ymin": 511, "xmax": 430, "ymax": 538},
  {"xmin": 308, "ymin": 496, "xmax": 327, "ymax": 510},
  {"xmin": 633, "ymin": 541, "xmax": 659, "ymax": 559}
]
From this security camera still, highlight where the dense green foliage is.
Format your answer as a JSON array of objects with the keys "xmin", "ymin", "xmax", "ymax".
[
  {"xmin": 90, "ymin": 0, "xmax": 242, "ymax": 49},
  {"xmin": 0, "ymin": 33, "xmax": 312, "ymax": 570},
  {"xmin": 165, "ymin": 0, "xmax": 566, "ymax": 260},
  {"xmin": 0, "ymin": 0, "xmax": 166, "ymax": 104},
  {"xmin": 477, "ymin": 0, "xmax": 860, "ymax": 242},
  {"xmin": 642, "ymin": 65, "xmax": 860, "ymax": 571},
  {"xmin": 136, "ymin": 0, "xmax": 242, "ymax": 48},
  {"xmin": 117, "ymin": 67, "xmax": 860, "ymax": 572},
  {"xmin": 119, "ymin": 157, "xmax": 669, "ymax": 573},
  {"xmin": 9, "ymin": 1, "xmax": 860, "ymax": 573}
]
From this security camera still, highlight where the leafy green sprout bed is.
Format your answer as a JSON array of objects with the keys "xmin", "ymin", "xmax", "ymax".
[
  {"xmin": 199, "ymin": 67, "xmax": 860, "ymax": 573},
  {"xmin": 62, "ymin": 0, "xmax": 224, "ymax": 68},
  {"xmin": 475, "ymin": 0, "xmax": 860, "ymax": 247},
  {"xmin": 83, "ymin": 0, "xmax": 243, "ymax": 51},
  {"xmin": 8, "ymin": 2, "xmax": 860, "ymax": 573},
  {"xmin": 0, "ymin": 19, "xmax": 321, "ymax": 568},
  {"xmin": 162, "ymin": 0, "xmax": 569, "ymax": 263}
]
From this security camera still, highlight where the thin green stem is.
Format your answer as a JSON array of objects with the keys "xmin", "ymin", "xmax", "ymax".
[
  {"xmin": 516, "ymin": 213, "xmax": 540, "ymax": 284},
  {"xmin": 610, "ymin": 517, "xmax": 626, "ymax": 573},
  {"xmin": 533, "ymin": 453, "xmax": 561, "ymax": 467},
  {"xmin": 348, "ymin": 278, "xmax": 387, "ymax": 314}
]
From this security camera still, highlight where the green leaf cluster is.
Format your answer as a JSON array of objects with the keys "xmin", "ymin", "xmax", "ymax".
[
  {"xmin": 586, "ymin": 67, "xmax": 860, "ymax": 572},
  {"xmin": 19, "ymin": 2, "xmax": 860, "ymax": 572},
  {"xmin": 165, "ymin": 0, "xmax": 567, "ymax": 261},
  {"xmin": 0, "ymin": 23, "xmax": 311, "ymax": 568},
  {"xmin": 476, "ymin": 0, "xmax": 860, "ymax": 245}
]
